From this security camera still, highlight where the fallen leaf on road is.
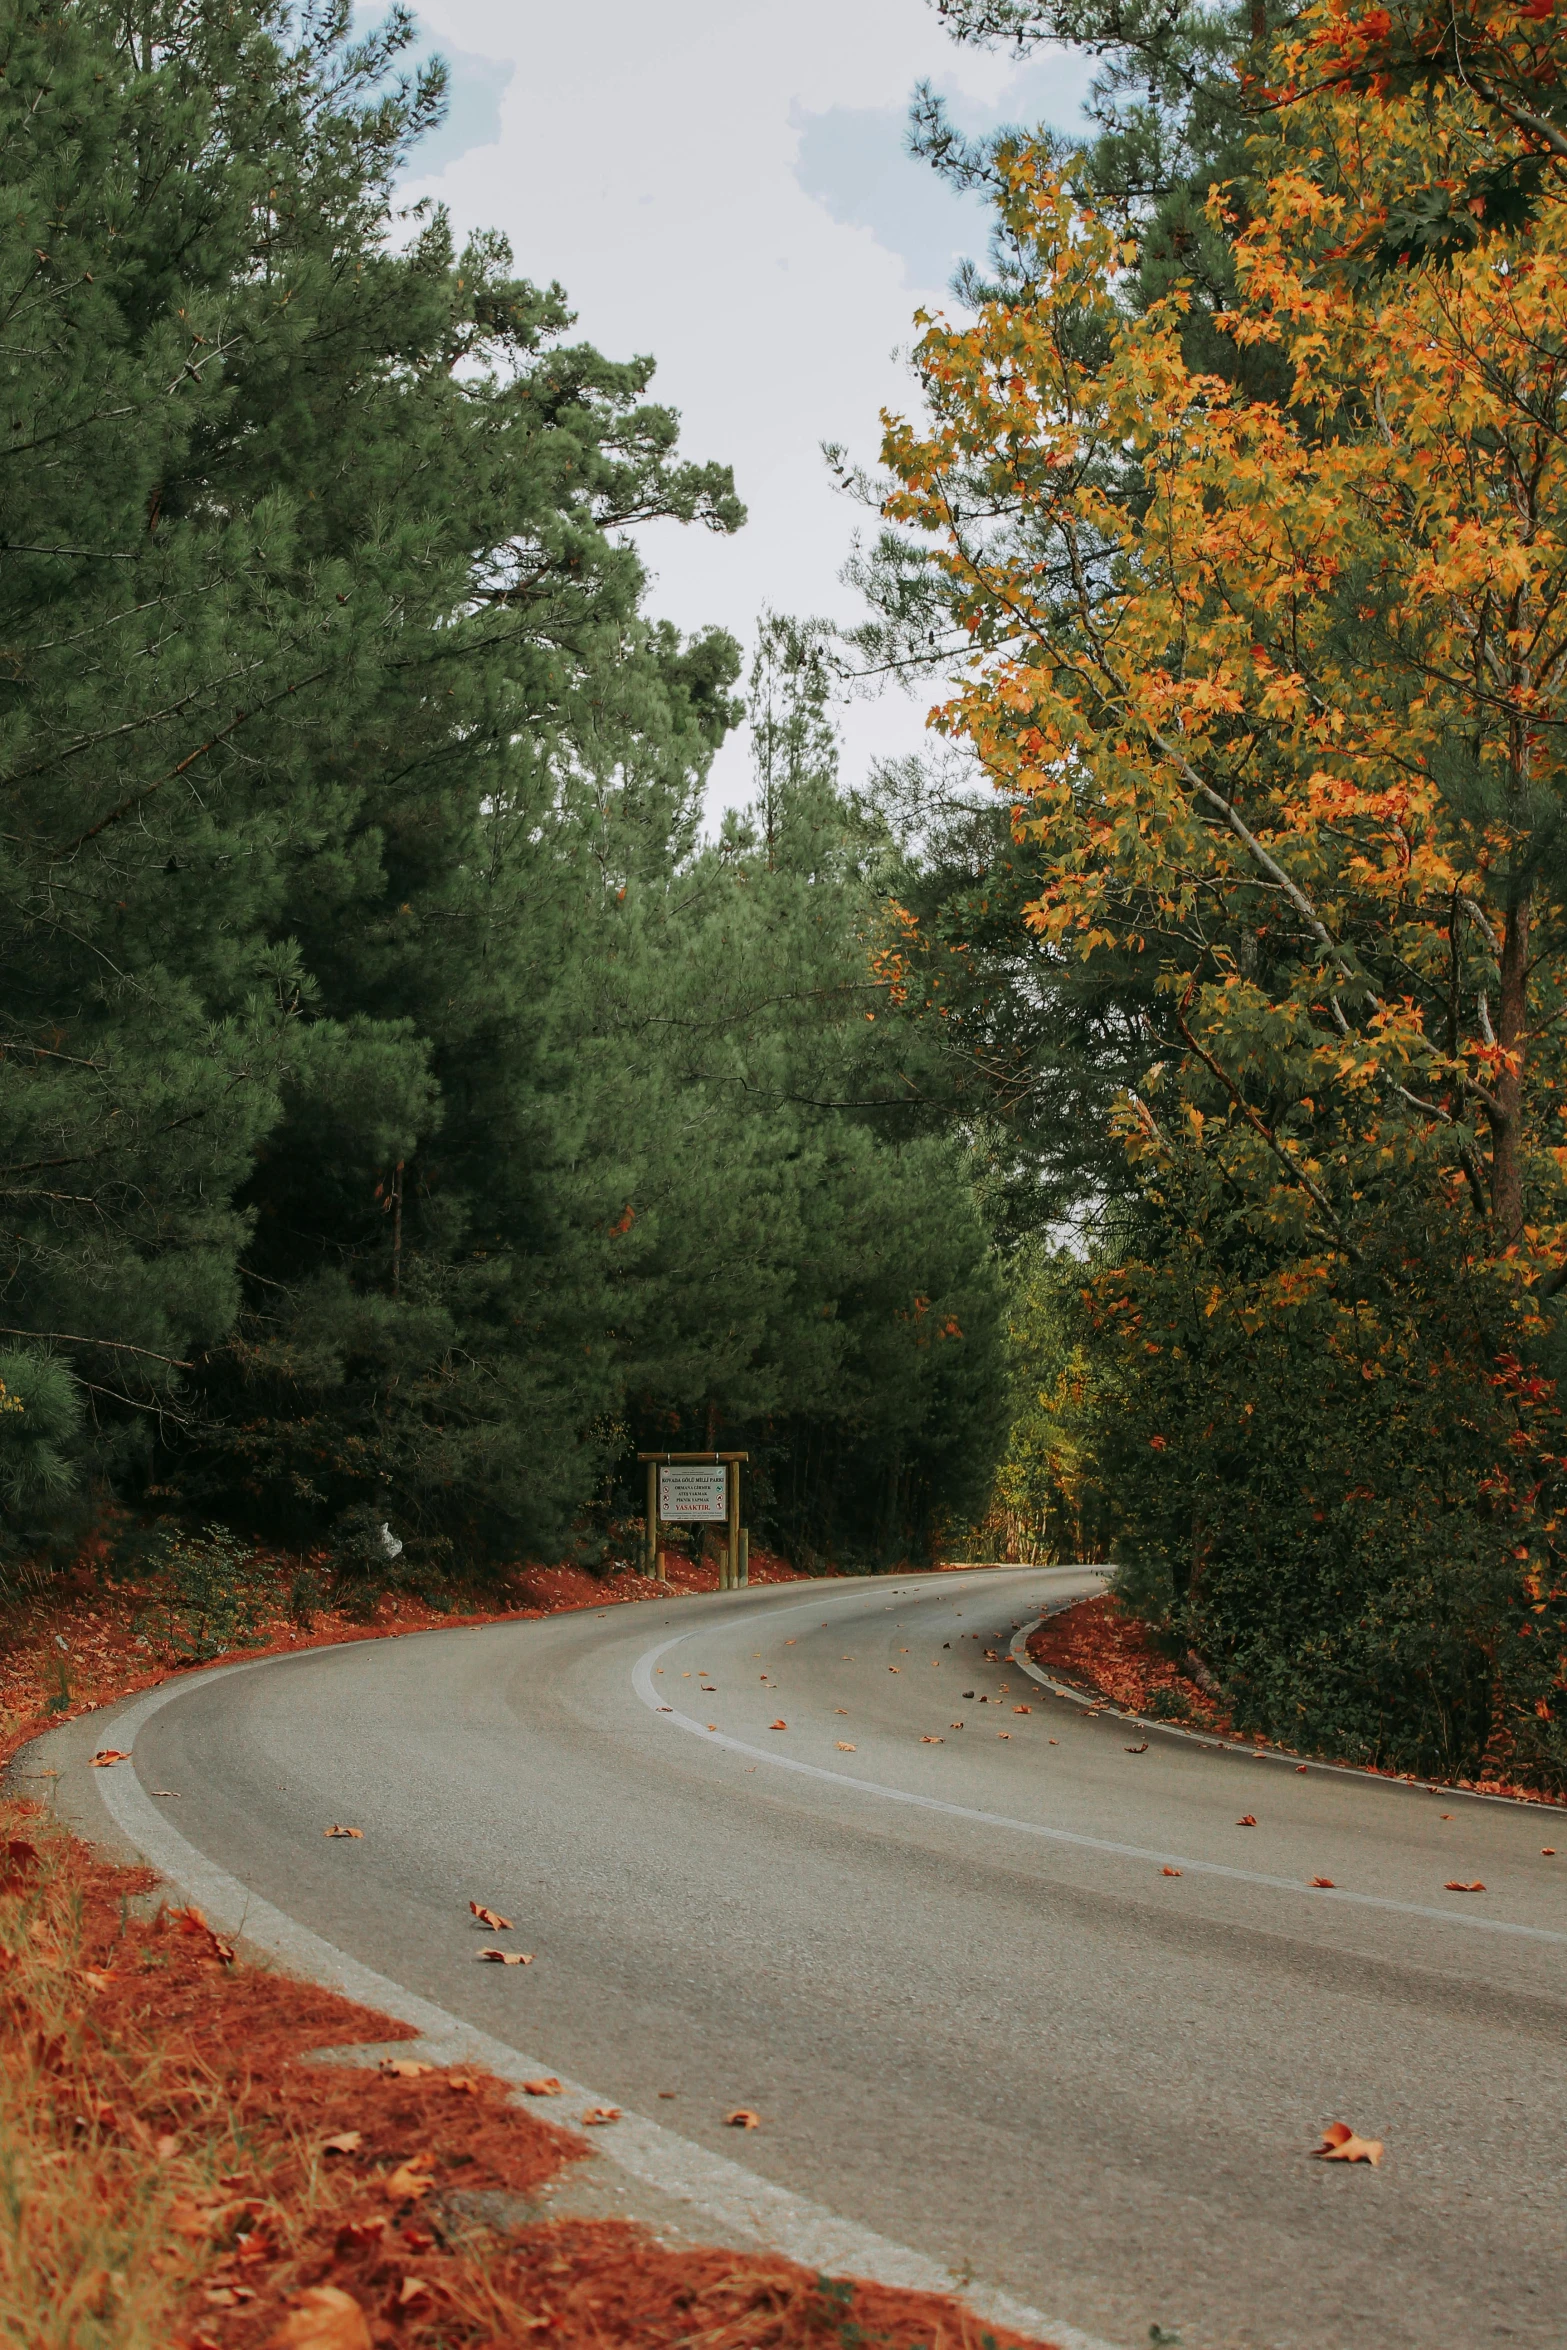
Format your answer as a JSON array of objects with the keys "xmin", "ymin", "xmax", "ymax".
[
  {"xmin": 769, "ymin": 1720, "xmax": 787, "ymax": 1730},
  {"xmin": 581, "ymin": 2106, "xmax": 620, "ymax": 2126},
  {"xmin": 1313, "ymin": 2122, "xmax": 1383, "ymax": 2166},
  {"xmin": 726, "ymin": 2108, "xmax": 760, "ymax": 2129},
  {"xmin": 657, "ymin": 1705, "xmax": 672, "ymax": 1712},
  {"xmin": 1444, "ymin": 1880, "xmax": 1486, "ymax": 1893},
  {"xmin": 1440, "ymin": 1812, "xmax": 1453, "ymax": 1819},
  {"xmin": 1296, "ymin": 1764, "xmax": 1308, "ymax": 1773},
  {"xmin": 1049, "ymin": 1738, "xmax": 1058, "ymax": 1745},
  {"xmin": 270, "ymin": 2285, "xmax": 372, "ymax": 2350},
  {"xmin": 521, "ymin": 2077, "xmax": 563, "ymax": 2096},
  {"xmin": 1013, "ymin": 1704, "xmax": 1032, "ymax": 1715},
  {"xmin": 477, "ymin": 1947, "xmax": 533, "ymax": 1965},
  {"xmin": 384, "ymin": 2154, "xmax": 436, "ymax": 2201},
  {"xmin": 706, "ymin": 1725, "xmax": 717, "ymax": 1732},
  {"xmin": 1237, "ymin": 1815, "xmax": 1257, "ymax": 1827},
  {"xmin": 888, "ymin": 1668, "xmax": 900, "ymax": 1675},
  {"xmin": 470, "ymin": 1903, "xmax": 513, "ymax": 1930},
  {"xmin": 321, "ymin": 2132, "xmax": 362, "ymax": 2154},
  {"xmin": 950, "ymin": 1722, "xmax": 964, "ymax": 1729},
  {"xmin": 997, "ymin": 1731, "xmax": 1011, "ymax": 1739},
  {"xmin": 89, "ymin": 1751, "xmax": 129, "ymax": 1768},
  {"xmin": 1161, "ymin": 1866, "xmax": 1182, "ymax": 1877},
  {"xmin": 920, "ymin": 1735, "xmax": 944, "ymax": 1744},
  {"xmin": 1543, "ymin": 1848, "xmax": 1557, "ymax": 1857},
  {"xmin": 1309, "ymin": 1877, "xmax": 1336, "ymax": 1889},
  {"xmin": 323, "ymin": 1826, "xmax": 363, "ymax": 1840},
  {"xmin": 1124, "ymin": 1742, "xmax": 1149, "ymax": 1754},
  {"xmin": 836, "ymin": 1742, "xmax": 856, "ymax": 1752}
]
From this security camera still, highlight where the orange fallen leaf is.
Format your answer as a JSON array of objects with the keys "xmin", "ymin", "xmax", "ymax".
[
  {"xmin": 996, "ymin": 1730, "xmax": 1011, "ymax": 1739},
  {"xmin": 1012, "ymin": 1704, "xmax": 1031, "ymax": 1714},
  {"xmin": 89, "ymin": 1750, "xmax": 129, "ymax": 1769},
  {"xmin": 1124, "ymin": 1742, "xmax": 1148, "ymax": 1754},
  {"xmin": 384, "ymin": 2153, "xmax": 436, "ymax": 2201},
  {"xmin": 1237, "ymin": 1815, "xmax": 1257, "ymax": 1827},
  {"xmin": 393, "ymin": 2277, "xmax": 443, "ymax": 2311},
  {"xmin": 321, "ymin": 2132, "xmax": 362, "ymax": 2154},
  {"xmin": 323, "ymin": 1826, "xmax": 363, "ymax": 1840},
  {"xmin": 270, "ymin": 2284, "xmax": 372, "ymax": 2350},
  {"xmin": 725, "ymin": 2108, "xmax": 760, "ymax": 2129},
  {"xmin": 521, "ymin": 2077, "xmax": 563, "ymax": 2096},
  {"xmin": 769, "ymin": 1720, "xmax": 787, "ymax": 1730},
  {"xmin": 1543, "ymin": 1848, "xmax": 1557, "ymax": 1857},
  {"xmin": 80, "ymin": 1969, "xmax": 113, "ymax": 1991},
  {"xmin": 447, "ymin": 2076, "xmax": 480, "ymax": 2095},
  {"xmin": 836, "ymin": 1741, "xmax": 856, "ymax": 1752},
  {"xmin": 920, "ymin": 1735, "xmax": 944, "ymax": 1744},
  {"xmin": 477, "ymin": 1947, "xmax": 532, "ymax": 1965},
  {"xmin": 581, "ymin": 2106, "xmax": 620, "ymax": 2125},
  {"xmin": 1161, "ymin": 1866, "xmax": 1182, "ymax": 1877},
  {"xmin": 334, "ymin": 2216, "xmax": 389, "ymax": 2254},
  {"xmin": 469, "ymin": 1903, "xmax": 513, "ymax": 1930},
  {"xmin": 168, "ymin": 2196, "xmax": 223, "ymax": 2238},
  {"xmin": 1444, "ymin": 1879, "xmax": 1486, "ymax": 1893},
  {"xmin": 172, "ymin": 1906, "xmax": 236, "ymax": 1964},
  {"xmin": 1313, "ymin": 2121, "xmax": 1383, "ymax": 2166},
  {"xmin": 706, "ymin": 1724, "xmax": 718, "ymax": 1732},
  {"xmin": 1296, "ymin": 1764, "xmax": 1308, "ymax": 1773},
  {"xmin": 1309, "ymin": 1876, "xmax": 1336, "ymax": 1888},
  {"xmin": 378, "ymin": 2059, "xmax": 433, "ymax": 2080}
]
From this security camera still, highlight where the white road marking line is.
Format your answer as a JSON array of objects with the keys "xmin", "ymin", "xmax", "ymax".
[
  {"xmin": 632, "ymin": 1591, "xmax": 1567, "ymax": 1949},
  {"xmin": 67, "ymin": 1621, "xmax": 1125, "ymax": 2350}
]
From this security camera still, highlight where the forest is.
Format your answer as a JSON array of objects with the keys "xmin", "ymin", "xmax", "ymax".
[{"xmin": 4, "ymin": 0, "xmax": 1566, "ymax": 1790}]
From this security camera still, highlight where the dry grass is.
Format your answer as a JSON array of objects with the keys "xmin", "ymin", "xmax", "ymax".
[{"xmin": 0, "ymin": 1799, "xmax": 1050, "ymax": 2350}]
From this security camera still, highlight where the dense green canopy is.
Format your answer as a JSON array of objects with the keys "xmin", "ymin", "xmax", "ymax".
[{"xmin": 0, "ymin": 0, "xmax": 1005, "ymax": 1576}]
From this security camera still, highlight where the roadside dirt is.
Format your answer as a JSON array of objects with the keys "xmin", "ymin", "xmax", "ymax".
[{"xmin": 1029, "ymin": 1589, "xmax": 1567, "ymax": 1806}]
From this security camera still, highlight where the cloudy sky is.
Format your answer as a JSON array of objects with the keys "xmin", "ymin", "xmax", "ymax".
[{"xmin": 393, "ymin": 0, "xmax": 1096, "ymax": 816}]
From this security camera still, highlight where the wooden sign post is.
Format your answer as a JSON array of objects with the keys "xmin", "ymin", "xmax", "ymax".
[{"xmin": 637, "ymin": 1451, "xmax": 748, "ymax": 1587}]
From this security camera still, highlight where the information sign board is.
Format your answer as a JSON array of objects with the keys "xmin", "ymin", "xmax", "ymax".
[{"xmin": 659, "ymin": 1464, "xmax": 728, "ymax": 1522}]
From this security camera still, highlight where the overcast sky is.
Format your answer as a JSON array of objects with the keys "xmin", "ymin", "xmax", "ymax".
[{"xmin": 393, "ymin": 1, "xmax": 1095, "ymax": 817}]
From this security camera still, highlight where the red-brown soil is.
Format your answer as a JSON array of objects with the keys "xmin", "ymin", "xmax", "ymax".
[{"xmin": 1, "ymin": 1798, "xmax": 1051, "ymax": 2350}]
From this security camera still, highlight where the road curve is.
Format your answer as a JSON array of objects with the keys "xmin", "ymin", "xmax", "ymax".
[{"xmin": 35, "ymin": 1566, "xmax": 1567, "ymax": 2350}]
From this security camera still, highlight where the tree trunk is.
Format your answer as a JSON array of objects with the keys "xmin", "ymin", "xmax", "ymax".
[{"xmin": 1489, "ymin": 884, "xmax": 1531, "ymax": 1248}]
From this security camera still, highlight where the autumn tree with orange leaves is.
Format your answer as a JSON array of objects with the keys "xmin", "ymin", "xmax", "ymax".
[{"xmin": 878, "ymin": 6, "xmax": 1567, "ymax": 1782}]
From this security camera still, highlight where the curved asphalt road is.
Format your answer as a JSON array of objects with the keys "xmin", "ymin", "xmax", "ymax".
[{"xmin": 34, "ymin": 1566, "xmax": 1567, "ymax": 2350}]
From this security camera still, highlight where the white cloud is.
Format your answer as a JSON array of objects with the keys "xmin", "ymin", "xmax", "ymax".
[{"xmin": 396, "ymin": 0, "xmax": 1092, "ymax": 819}]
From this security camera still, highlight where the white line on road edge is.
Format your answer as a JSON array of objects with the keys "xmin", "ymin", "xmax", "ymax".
[
  {"xmin": 67, "ymin": 1642, "xmax": 1124, "ymax": 2350},
  {"xmin": 631, "ymin": 1594, "xmax": 1567, "ymax": 1948}
]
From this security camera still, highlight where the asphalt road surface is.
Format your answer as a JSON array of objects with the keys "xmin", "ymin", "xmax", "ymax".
[{"xmin": 53, "ymin": 1566, "xmax": 1567, "ymax": 2349}]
